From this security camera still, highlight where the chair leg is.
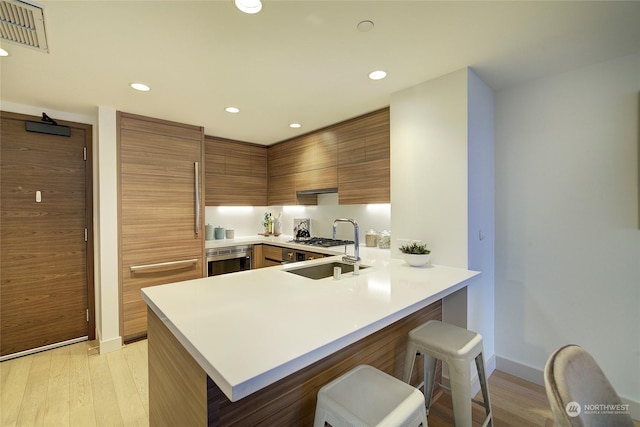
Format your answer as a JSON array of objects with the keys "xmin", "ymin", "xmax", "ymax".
[
  {"xmin": 449, "ymin": 359, "xmax": 473, "ymax": 427},
  {"xmin": 475, "ymin": 353, "xmax": 493, "ymax": 427},
  {"xmin": 403, "ymin": 341, "xmax": 419, "ymax": 383},
  {"xmin": 423, "ymin": 354, "xmax": 437, "ymax": 414}
]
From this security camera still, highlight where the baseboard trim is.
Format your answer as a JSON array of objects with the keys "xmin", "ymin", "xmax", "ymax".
[
  {"xmin": 495, "ymin": 355, "xmax": 545, "ymax": 386},
  {"xmin": 495, "ymin": 355, "xmax": 640, "ymax": 420},
  {"xmin": 98, "ymin": 334, "xmax": 122, "ymax": 354}
]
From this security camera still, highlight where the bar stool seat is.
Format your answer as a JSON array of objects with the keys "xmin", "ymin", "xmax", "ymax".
[
  {"xmin": 314, "ymin": 365, "xmax": 428, "ymax": 427},
  {"xmin": 402, "ymin": 320, "xmax": 492, "ymax": 427}
]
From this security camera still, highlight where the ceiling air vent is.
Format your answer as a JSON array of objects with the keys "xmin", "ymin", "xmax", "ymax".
[{"xmin": 0, "ymin": 0, "xmax": 48, "ymax": 52}]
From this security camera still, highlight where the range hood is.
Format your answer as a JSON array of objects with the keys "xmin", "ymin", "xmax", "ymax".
[{"xmin": 296, "ymin": 188, "xmax": 338, "ymax": 196}]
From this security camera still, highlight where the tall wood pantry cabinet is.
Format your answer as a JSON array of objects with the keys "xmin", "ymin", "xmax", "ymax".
[{"xmin": 118, "ymin": 112, "xmax": 205, "ymax": 342}]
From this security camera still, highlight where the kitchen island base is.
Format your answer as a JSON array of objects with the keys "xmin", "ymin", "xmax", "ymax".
[{"xmin": 148, "ymin": 301, "xmax": 442, "ymax": 426}]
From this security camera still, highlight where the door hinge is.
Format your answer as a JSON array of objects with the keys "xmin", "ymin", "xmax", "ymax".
[
  {"xmin": 84, "ymin": 228, "xmax": 88, "ymax": 242},
  {"xmin": 83, "ymin": 146, "xmax": 87, "ymax": 161},
  {"xmin": 86, "ymin": 309, "xmax": 89, "ymax": 322}
]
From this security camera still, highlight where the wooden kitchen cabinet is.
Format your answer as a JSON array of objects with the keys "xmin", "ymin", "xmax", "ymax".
[
  {"xmin": 267, "ymin": 128, "xmax": 337, "ymax": 205},
  {"xmin": 337, "ymin": 108, "xmax": 390, "ymax": 204},
  {"xmin": 118, "ymin": 112, "xmax": 205, "ymax": 342},
  {"xmin": 205, "ymin": 136, "xmax": 267, "ymax": 206}
]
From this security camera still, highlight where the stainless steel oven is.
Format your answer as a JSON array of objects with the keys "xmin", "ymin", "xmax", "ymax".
[{"xmin": 206, "ymin": 245, "xmax": 252, "ymax": 276}]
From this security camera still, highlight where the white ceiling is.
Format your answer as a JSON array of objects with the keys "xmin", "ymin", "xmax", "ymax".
[{"xmin": 2, "ymin": 1, "xmax": 640, "ymax": 145}]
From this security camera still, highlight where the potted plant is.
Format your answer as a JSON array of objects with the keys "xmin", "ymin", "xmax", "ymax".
[{"xmin": 399, "ymin": 242, "xmax": 431, "ymax": 267}]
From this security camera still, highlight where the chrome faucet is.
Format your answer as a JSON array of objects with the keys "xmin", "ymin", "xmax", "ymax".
[{"xmin": 333, "ymin": 218, "xmax": 360, "ymax": 267}]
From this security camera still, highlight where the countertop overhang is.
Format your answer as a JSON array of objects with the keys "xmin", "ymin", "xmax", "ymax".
[{"xmin": 142, "ymin": 243, "xmax": 479, "ymax": 402}]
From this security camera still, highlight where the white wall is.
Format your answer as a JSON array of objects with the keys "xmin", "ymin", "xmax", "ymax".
[
  {"xmin": 494, "ymin": 53, "xmax": 640, "ymax": 411},
  {"xmin": 205, "ymin": 194, "xmax": 391, "ymax": 241},
  {"xmin": 389, "ymin": 69, "xmax": 496, "ymax": 378}
]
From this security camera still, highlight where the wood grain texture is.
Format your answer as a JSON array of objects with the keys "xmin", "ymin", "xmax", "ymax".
[
  {"xmin": 266, "ymin": 107, "xmax": 389, "ymax": 205},
  {"xmin": 147, "ymin": 308, "xmax": 207, "ymax": 427},
  {"xmin": 261, "ymin": 244, "xmax": 283, "ymax": 263},
  {"xmin": 1, "ymin": 111, "xmax": 94, "ymax": 357},
  {"xmin": 204, "ymin": 136, "xmax": 268, "ymax": 206},
  {"xmin": 338, "ymin": 158, "xmax": 390, "ymax": 204},
  {"xmin": 118, "ymin": 112, "xmax": 204, "ymax": 341},
  {"xmin": 337, "ymin": 108, "xmax": 390, "ymax": 204},
  {"xmin": 205, "ymin": 300, "xmax": 441, "ymax": 425}
]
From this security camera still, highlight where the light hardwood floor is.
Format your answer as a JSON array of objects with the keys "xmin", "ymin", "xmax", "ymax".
[
  {"xmin": 1, "ymin": 340, "xmax": 637, "ymax": 426},
  {"xmin": 1, "ymin": 340, "xmax": 148, "ymax": 427}
]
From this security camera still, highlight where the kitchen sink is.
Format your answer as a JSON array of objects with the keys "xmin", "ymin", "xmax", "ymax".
[{"xmin": 285, "ymin": 261, "xmax": 369, "ymax": 280}]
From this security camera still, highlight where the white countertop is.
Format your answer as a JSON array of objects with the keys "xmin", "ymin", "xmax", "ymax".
[{"xmin": 142, "ymin": 240, "xmax": 480, "ymax": 402}]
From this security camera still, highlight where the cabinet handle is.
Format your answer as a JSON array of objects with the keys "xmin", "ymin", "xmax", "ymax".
[
  {"xmin": 194, "ymin": 162, "xmax": 200, "ymax": 235},
  {"xmin": 130, "ymin": 258, "xmax": 199, "ymax": 273}
]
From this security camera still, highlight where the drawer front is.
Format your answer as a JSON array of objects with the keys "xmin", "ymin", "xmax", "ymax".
[{"xmin": 263, "ymin": 245, "xmax": 284, "ymax": 262}]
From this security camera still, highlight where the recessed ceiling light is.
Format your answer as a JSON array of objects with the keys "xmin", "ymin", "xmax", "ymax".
[
  {"xmin": 368, "ymin": 70, "xmax": 387, "ymax": 80},
  {"xmin": 225, "ymin": 107, "xmax": 240, "ymax": 113},
  {"xmin": 0, "ymin": 48, "xmax": 8, "ymax": 57},
  {"xmin": 235, "ymin": 0, "xmax": 262, "ymax": 14},
  {"xmin": 130, "ymin": 82, "xmax": 150, "ymax": 92},
  {"xmin": 357, "ymin": 20, "xmax": 374, "ymax": 32},
  {"xmin": 289, "ymin": 123, "xmax": 301, "ymax": 129}
]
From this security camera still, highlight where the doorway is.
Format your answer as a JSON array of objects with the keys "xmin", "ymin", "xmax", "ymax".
[{"xmin": 0, "ymin": 111, "xmax": 95, "ymax": 358}]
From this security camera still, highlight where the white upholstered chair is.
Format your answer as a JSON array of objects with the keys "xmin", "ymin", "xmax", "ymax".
[{"xmin": 544, "ymin": 344, "xmax": 635, "ymax": 427}]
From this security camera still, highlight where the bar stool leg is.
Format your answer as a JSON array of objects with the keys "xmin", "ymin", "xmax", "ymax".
[
  {"xmin": 423, "ymin": 354, "xmax": 437, "ymax": 414},
  {"xmin": 402, "ymin": 341, "xmax": 419, "ymax": 383},
  {"xmin": 475, "ymin": 353, "xmax": 493, "ymax": 427},
  {"xmin": 449, "ymin": 359, "xmax": 473, "ymax": 427}
]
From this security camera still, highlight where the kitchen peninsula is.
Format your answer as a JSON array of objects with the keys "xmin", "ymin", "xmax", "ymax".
[{"xmin": 142, "ymin": 245, "xmax": 479, "ymax": 425}]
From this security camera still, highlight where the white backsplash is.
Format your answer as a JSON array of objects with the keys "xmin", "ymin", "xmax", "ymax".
[{"xmin": 205, "ymin": 194, "xmax": 391, "ymax": 241}]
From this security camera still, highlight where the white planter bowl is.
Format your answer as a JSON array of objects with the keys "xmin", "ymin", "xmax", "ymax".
[{"xmin": 402, "ymin": 253, "xmax": 431, "ymax": 267}]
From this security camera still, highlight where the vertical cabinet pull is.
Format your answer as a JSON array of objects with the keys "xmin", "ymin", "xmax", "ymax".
[{"xmin": 194, "ymin": 162, "xmax": 200, "ymax": 235}]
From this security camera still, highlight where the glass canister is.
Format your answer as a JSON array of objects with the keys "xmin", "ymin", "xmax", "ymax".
[
  {"xmin": 378, "ymin": 230, "xmax": 391, "ymax": 249},
  {"xmin": 365, "ymin": 229, "xmax": 378, "ymax": 247}
]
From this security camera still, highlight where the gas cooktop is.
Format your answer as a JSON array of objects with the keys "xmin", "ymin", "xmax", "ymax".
[{"xmin": 290, "ymin": 237, "xmax": 355, "ymax": 248}]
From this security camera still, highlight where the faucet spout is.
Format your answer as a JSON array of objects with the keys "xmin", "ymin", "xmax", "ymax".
[{"xmin": 332, "ymin": 218, "xmax": 360, "ymax": 264}]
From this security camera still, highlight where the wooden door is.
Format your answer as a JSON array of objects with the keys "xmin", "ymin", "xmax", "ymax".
[
  {"xmin": 119, "ymin": 113, "xmax": 204, "ymax": 342},
  {"xmin": 0, "ymin": 112, "xmax": 94, "ymax": 357}
]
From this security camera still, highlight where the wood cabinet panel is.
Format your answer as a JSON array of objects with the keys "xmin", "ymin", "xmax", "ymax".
[
  {"xmin": 295, "ymin": 167, "xmax": 337, "ymax": 192},
  {"xmin": 364, "ymin": 108, "xmax": 390, "ymax": 162},
  {"xmin": 337, "ymin": 120, "xmax": 366, "ymax": 166},
  {"xmin": 267, "ymin": 140, "xmax": 298, "ymax": 177},
  {"xmin": 148, "ymin": 308, "xmax": 207, "ymax": 427},
  {"xmin": 338, "ymin": 158, "xmax": 390, "ymax": 204},
  {"xmin": 262, "ymin": 245, "xmax": 283, "ymax": 263},
  {"xmin": 251, "ymin": 146, "xmax": 267, "ymax": 177},
  {"xmin": 119, "ymin": 112, "xmax": 204, "ymax": 341},
  {"xmin": 205, "ymin": 137, "xmax": 267, "ymax": 206},
  {"xmin": 267, "ymin": 174, "xmax": 297, "ymax": 206},
  {"xmin": 266, "ymin": 107, "xmax": 388, "ymax": 205}
]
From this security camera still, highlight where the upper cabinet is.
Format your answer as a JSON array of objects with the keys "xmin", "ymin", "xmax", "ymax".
[
  {"xmin": 336, "ymin": 107, "xmax": 390, "ymax": 204},
  {"xmin": 267, "ymin": 129, "xmax": 338, "ymax": 205},
  {"xmin": 205, "ymin": 136, "xmax": 268, "ymax": 206},
  {"xmin": 205, "ymin": 107, "xmax": 389, "ymax": 206},
  {"xmin": 267, "ymin": 107, "xmax": 389, "ymax": 205}
]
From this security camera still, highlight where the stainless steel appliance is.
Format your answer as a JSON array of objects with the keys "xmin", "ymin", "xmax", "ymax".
[{"xmin": 206, "ymin": 245, "xmax": 252, "ymax": 276}]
